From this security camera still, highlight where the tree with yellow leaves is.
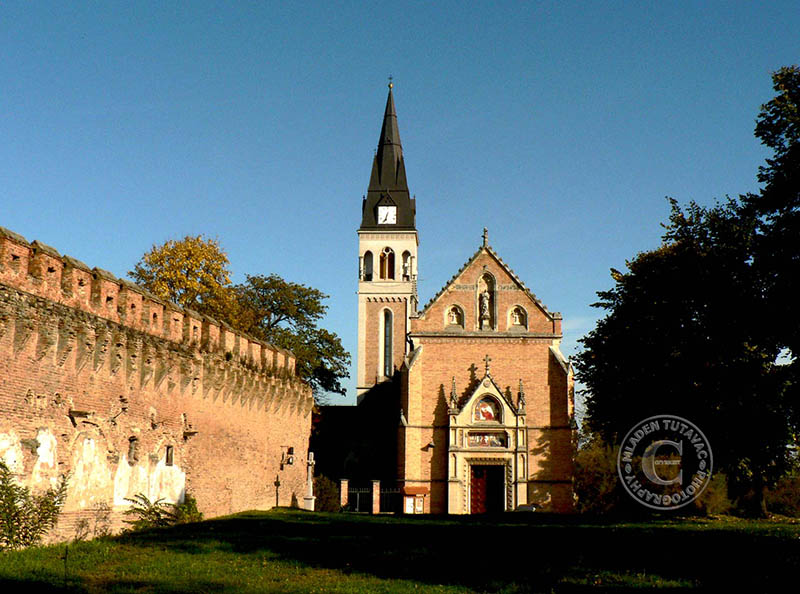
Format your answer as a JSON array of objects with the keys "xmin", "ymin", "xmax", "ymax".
[
  {"xmin": 129, "ymin": 235, "xmax": 233, "ymax": 321},
  {"xmin": 129, "ymin": 236, "xmax": 350, "ymax": 402}
]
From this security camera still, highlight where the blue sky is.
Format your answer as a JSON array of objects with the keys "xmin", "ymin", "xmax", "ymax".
[{"xmin": 2, "ymin": 2, "xmax": 798, "ymax": 405}]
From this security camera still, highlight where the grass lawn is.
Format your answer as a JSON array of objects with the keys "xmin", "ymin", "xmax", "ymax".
[{"xmin": 0, "ymin": 509, "xmax": 798, "ymax": 592}]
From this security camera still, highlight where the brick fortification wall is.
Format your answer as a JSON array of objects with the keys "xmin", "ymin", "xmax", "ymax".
[{"xmin": 0, "ymin": 227, "xmax": 313, "ymax": 541}]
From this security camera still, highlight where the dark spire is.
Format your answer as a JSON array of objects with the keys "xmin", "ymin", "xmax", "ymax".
[
  {"xmin": 360, "ymin": 83, "xmax": 416, "ymax": 230},
  {"xmin": 368, "ymin": 85, "xmax": 408, "ymax": 193}
]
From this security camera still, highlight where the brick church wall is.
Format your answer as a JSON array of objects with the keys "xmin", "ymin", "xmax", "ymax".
[
  {"xmin": 0, "ymin": 227, "xmax": 313, "ymax": 542},
  {"xmin": 404, "ymin": 250, "xmax": 574, "ymax": 513}
]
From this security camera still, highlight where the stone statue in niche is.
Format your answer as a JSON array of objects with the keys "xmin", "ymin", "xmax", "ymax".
[
  {"xmin": 478, "ymin": 274, "xmax": 495, "ymax": 330},
  {"xmin": 448, "ymin": 306, "xmax": 462, "ymax": 326}
]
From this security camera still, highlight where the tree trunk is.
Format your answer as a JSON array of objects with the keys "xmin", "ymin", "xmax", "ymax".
[{"xmin": 742, "ymin": 476, "xmax": 768, "ymax": 518}]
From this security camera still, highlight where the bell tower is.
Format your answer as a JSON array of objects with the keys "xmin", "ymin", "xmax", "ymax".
[{"xmin": 357, "ymin": 83, "xmax": 418, "ymax": 400}]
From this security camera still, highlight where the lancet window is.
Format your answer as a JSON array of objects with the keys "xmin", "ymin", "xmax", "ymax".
[{"xmin": 380, "ymin": 248, "xmax": 395, "ymax": 280}]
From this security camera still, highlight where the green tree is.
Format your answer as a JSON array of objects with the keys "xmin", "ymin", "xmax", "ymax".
[
  {"xmin": 575, "ymin": 198, "xmax": 793, "ymax": 515},
  {"xmin": 575, "ymin": 67, "xmax": 800, "ymax": 516},
  {"xmin": 749, "ymin": 65, "xmax": 800, "ymax": 358},
  {"xmin": 232, "ymin": 274, "xmax": 350, "ymax": 401},
  {"xmin": 129, "ymin": 235, "xmax": 234, "ymax": 321}
]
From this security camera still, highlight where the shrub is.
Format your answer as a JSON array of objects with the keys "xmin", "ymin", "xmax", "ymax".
[
  {"xmin": 313, "ymin": 475, "xmax": 341, "ymax": 512},
  {"xmin": 692, "ymin": 472, "xmax": 733, "ymax": 515},
  {"xmin": 123, "ymin": 493, "xmax": 204, "ymax": 531},
  {"xmin": 573, "ymin": 435, "xmax": 623, "ymax": 514},
  {"xmin": 765, "ymin": 474, "xmax": 800, "ymax": 517},
  {"xmin": 0, "ymin": 460, "xmax": 68, "ymax": 550},
  {"xmin": 122, "ymin": 493, "xmax": 176, "ymax": 531},
  {"xmin": 173, "ymin": 494, "xmax": 203, "ymax": 524}
]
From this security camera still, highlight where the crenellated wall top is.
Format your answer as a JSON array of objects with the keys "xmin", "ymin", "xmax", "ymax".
[{"xmin": 0, "ymin": 226, "xmax": 298, "ymax": 376}]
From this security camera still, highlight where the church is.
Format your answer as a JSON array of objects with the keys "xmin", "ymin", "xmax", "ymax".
[{"xmin": 321, "ymin": 84, "xmax": 575, "ymax": 514}]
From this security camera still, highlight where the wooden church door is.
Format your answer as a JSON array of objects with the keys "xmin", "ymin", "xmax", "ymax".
[{"xmin": 470, "ymin": 466, "xmax": 504, "ymax": 513}]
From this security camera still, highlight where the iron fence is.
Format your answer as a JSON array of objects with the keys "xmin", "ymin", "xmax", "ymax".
[
  {"xmin": 346, "ymin": 486, "xmax": 372, "ymax": 512},
  {"xmin": 379, "ymin": 487, "xmax": 401, "ymax": 514}
]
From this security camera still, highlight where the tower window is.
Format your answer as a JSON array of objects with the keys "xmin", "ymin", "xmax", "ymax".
[
  {"xmin": 363, "ymin": 251, "xmax": 373, "ymax": 281},
  {"xmin": 402, "ymin": 251, "xmax": 411, "ymax": 280},
  {"xmin": 383, "ymin": 309, "xmax": 393, "ymax": 377},
  {"xmin": 380, "ymin": 248, "xmax": 395, "ymax": 280},
  {"xmin": 165, "ymin": 445, "xmax": 174, "ymax": 466}
]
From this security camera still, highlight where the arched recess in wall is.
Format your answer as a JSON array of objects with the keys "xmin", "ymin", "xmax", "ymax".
[
  {"xmin": 67, "ymin": 430, "xmax": 113, "ymax": 510},
  {"xmin": 402, "ymin": 251, "xmax": 411, "ymax": 280},
  {"xmin": 380, "ymin": 248, "xmax": 395, "ymax": 280},
  {"xmin": 445, "ymin": 304, "xmax": 465, "ymax": 329},
  {"xmin": 381, "ymin": 308, "xmax": 393, "ymax": 378},
  {"xmin": 477, "ymin": 272, "xmax": 496, "ymax": 330},
  {"xmin": 363, "ymin": 251, "xmax": 373, "ymax": 281},
  {"xmin": 508, "ymin": 305, "xmax": 528, "ymax": 330}
]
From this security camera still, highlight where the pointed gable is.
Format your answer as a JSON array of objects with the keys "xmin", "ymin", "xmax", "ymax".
[
  {"xmin": 450, "ymin": 371, "xmax": 517, "ymax": 416},
  {"xmin": 411, "ymin": 239, "xmax": 562, "ymax": 335}
]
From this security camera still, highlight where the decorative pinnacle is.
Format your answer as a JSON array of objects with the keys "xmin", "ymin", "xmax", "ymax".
[
  {"xmin": 484, "ymin": 354, "xmax": 492, "ymax": 375},
  {"xmin": 388, "ymin": 75, "xmax": 393, "ymax": 89},
  {"xmin": 482, "ymin": 228, "xmax": 489, "ymax": 247}
]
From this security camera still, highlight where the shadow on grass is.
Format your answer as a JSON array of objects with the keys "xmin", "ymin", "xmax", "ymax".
[
  {"xmin": 122, "ymin": 510, "xmax": 800, "ymax": 591},
  {"xmin": 1, "ymin": 510, "xmax": 799, "ymax": 592}
]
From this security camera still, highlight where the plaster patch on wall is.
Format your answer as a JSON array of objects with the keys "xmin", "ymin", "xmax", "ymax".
[
  {"xmin": 31, "ymin": 428, "xmax": 59, "ymax": 490},
  {"xmin": 113, "ymin": 455, "xmax": 149, "ymax": 507},
  {"xmin": 149, "ymin": 455, "xmax": 186, "ymax": 504},
  {"xmin": 113, "ymin": 455, "xmax": 131, "ymax": 506},
  {"xmin": 67, "ymin": 437, "xmax": 113, "ymax": 510},
  {"xmin": 0, "ymin": 430, "xmax": 24, "ymax": 473}
]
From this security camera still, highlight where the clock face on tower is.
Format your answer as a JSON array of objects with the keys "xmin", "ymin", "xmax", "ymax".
[{"xmin": 377, "ymin": 205, "xmax": 397, "ymax": 225}]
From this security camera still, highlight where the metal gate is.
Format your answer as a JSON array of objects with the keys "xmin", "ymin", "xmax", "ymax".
[
  {"xmin": 347, "ymin": 485, "xmax": 372, "ymax": 512},
  {"xmin": 379, "ymin": 487, "xmax": 401, "ymax": 514}
]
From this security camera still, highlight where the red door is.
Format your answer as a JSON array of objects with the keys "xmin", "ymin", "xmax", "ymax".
[
  {"xmin": 471, "ymin": 466, "xmax": 488, "ymax": 513},
  {"xmin": 471, "ymin": 466, "xmax": 504, "ymax": 513}
]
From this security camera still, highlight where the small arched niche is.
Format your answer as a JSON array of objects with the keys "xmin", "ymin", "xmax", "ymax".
[
  {"xmin": 445, "ymin": 304, "xmax": 465, "ymax": 329},
  {"xmin": 508, "ymin": 305, "xmax": 528, "ymax": 331}
]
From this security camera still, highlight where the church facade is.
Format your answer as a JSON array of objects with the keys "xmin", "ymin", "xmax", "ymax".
[{"xmin": 354, "ymin": 86, "xmax": 575, "ymax": 513}]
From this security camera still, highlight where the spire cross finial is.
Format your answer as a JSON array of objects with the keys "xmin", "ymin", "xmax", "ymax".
[
  {"xmin": 388, "ymin": 75, "xmax": 393, "ymax": 89},
  {"xmin": 482, "ymin": 228, "xmax": 488, "ymax": 247},
  {"xmin": 484, "ymin": 354, "xmax": 492, "ymax": 375}
]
